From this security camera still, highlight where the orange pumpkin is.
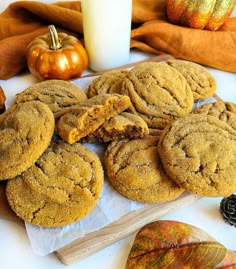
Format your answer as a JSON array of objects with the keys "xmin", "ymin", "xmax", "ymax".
[
  {"xmin": 165, "ymin": 0, "xmax": 236, "ymax": 30},
  {"xmin": 27, "ymin": 25, "xmax": 88, "ymax": 80},
  {"xmin": 0, "ymin": 86, "xmax": 6, "ymax": 114}
]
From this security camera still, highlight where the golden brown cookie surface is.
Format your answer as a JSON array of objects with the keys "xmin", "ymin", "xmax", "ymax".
[
  {"xmin": 6, "ymin": 141, "xmax": 104, "ymax": 227},
  {"xmin": 120, "ymin": 62, "xmax": 194, "ymax": 129},
  {"xmin": 166, "ymin": 59, "xmax": 216, "ymax": 101},
  {"xmin": 104, "ymin": 136, "xmax": 184, "ymax": 203},
  {"xmin": 0, "ymin": 101, "xmax": 55, "ymax": 180},
  {"xmin": 83, "ymin": 112, "xmax": 149, "ymax": 143},
  {"xmin": 193, "ymin": 101, "xmax": 236, "ymax": 130},
  {"xmin": 87, "ymin": 69, "xmax": 129, "ymax": 98},
  {"xmin": 57, "ymin": 93, "xmax": 131, "ymax": 144},
  {"xmin": 158, "ymin": 114, "xmax": 236, "ymax": 197},
  {"xmin": 14, "ymin": 79, "xmax": 87, "ymax": 119}
]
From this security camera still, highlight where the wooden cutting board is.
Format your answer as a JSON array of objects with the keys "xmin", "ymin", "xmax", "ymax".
[
  {"xmin": 56, "ymin": 193, "xmax": 200, "ymax": 265},
  {"xmin": 0, "ymin": 181, "xmax": 200, "ymax": 265},
  {"xmin": 0, "ymin": 54, "xmax": 208, "ymax": 265}
]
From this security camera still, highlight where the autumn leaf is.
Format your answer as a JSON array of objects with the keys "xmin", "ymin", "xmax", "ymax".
[
  {"xmin": 216, "ymin": 250, "xmax": 236, "ymax": 268},
  {"xmin": 126, "ymin": 220, "xmax": 227, "ymax": 269}
]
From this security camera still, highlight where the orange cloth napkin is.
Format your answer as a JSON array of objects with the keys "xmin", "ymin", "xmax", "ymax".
[{"xmin": 0, "ymin": 0, "xmax": 235, "ymax": 80}]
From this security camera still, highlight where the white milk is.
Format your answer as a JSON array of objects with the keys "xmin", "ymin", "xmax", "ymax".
[{"xmin": 81, "ymin": 0, "xmax": 132, "ymax": 71}]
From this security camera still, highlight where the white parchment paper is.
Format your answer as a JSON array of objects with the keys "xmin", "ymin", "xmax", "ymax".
[{"xmin": 26, "ymin": 177, "xmax": 145, "ymax": 255}]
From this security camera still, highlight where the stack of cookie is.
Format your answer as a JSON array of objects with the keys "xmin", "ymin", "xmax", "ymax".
[
  {"xmin": 1, "ymin": 59, "xmax": 236, "ymax": 228},
  {"xmin": 0, "ymin": 80, "xmax": 105, "ymax": 227},
  {"xmin": 1, "ymin": 79, "xmax": 147, "ymax": 227},
  {"xmin": 83, "ymin": 60, "xmax": 236, "ymax": 202}
]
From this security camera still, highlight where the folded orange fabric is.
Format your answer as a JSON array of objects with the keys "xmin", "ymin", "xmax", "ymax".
[{"xmin": 0, "ymin": 0, "xmax": 235, "ymax": 80}]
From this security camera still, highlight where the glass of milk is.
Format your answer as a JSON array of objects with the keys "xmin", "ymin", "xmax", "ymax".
[{"xmin": 81, "ymin": 0, "xmax": 132, "ymax": 72}]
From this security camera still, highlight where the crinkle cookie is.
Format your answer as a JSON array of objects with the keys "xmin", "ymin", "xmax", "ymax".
[
  {"xmin": 120, "ymin": 62, "xmax": 194, "ymax": 130},
  {"xmin": 166, "ymin": 59, "xmax": 216, "ymax": 101},
  {"xmin": 104, "ymin": 136, "xmax": 184, "ymax": 203},
  {"xmin": 87, "ymin": 69, "xmax": 129, "ymax": 98},
  {"xmin": 0, "ymin": 101, "xmax": 54, "ymax": 180},
  {"xmin": 158, "ymin": 114, "xmax": 236, "ymax": 197},
  {"xmin": 14, "ymin": 79, "xmax": 87, "ymax": 119},
  {"xmin": 193, "ymin": 101, "xmax": 236, "ymax": 130},
  {"xmin": 83, "ymin": 112, "xmax": 149, "ymax": 143},
  {"xmin": 6, "ymin": 141, "xmax": 104, "ymax": 227},
  {"xmin": 57, "ymin": 93, "xmax": 131, "ymax": 144},
  {"xmin": 0, "ymin": 101, "xmax": 55, "ymax": 180}
]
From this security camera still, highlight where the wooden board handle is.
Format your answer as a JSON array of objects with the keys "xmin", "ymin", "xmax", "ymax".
[
  {"xmin": 75, "ymin": 54, "xmax": 174, "ymax": 79},
  {"xmin": 56, "ymin": 193, "xmax": 200, "ymax": 265}
]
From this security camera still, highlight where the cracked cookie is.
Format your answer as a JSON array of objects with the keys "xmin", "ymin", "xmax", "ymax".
[
  {"xmin": 83, "ymin": 112, "xmax": 149, "ymax": 143},
  {"xmin": 193, "ymin": 101, "xmax": 236, "ymax": 130},
  {"xmin": 158, "ymin": 114, "xmax": 236, "ymax": 197},
  {"xmin": 104, "ymin": 136, "xmax": 184, "ymax": 203},
  {"xmin": 87, "ymin": 69, "xmax": 129, "ymax": 98},
  {"xmin": 0, "ymin": 101, "xmax": 54, "ymax": 180},
  {"xmin": 13, "ymin": 79, "xmax": 87, "ymax": 120},
  {"xmin": 6, "ymin": 141, "xmax": 104, "ymax": 227},
  {"xmin": 166, "ymin": 59, "xmax": 216, "ymax": 101},
  {"xmin": 120, "ymin": 62, "xmax": 194, "ymax": 130},
  {"xmin": 57, "ymin": 93, "xmax": 131, "ymax": 144}
]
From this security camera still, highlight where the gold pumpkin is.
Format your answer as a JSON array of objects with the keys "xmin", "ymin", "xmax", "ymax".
[
  {"xmin": 27, "ymin": 25, "xmax": 88, "ymax": 80},
  {"xmin": 165, "ymin": 0, "xmax": 236, "ymax": 30}
]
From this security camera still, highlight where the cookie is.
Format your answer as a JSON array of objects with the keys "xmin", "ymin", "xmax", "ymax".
[
  {"xmin": 120, "ymin": 62, "xmax": 194, "ymax": 130},
  {"xmin": 57, "ymin": 93, "xmax": 131, "ymax": 144},
  {"xmin": 158, "ymin": 114, "xmax": 236, "ymax": 197},
  {"xmin": 148, "ymin": 128, "xmax": 163, "ymax": 137},
  {"xmin": 193, "ymin": 101, "xmax": 236, "ymax": 130},
  {"xmin": 13, "ymin": 79, "xmax": 87, "ymax": 119},
  {"xmin": 104, "ymin": 136, "xmax": 184, "ymax": 203},
  {"xmin": 0, "ymin": 101, "xmax": 55, "ymax": 180},
  {"xmin": 166, "ymin": 59, "xmax": 216, "ymax": 101},
  {"xmin": 6, "ymin": 141, "xmax": 104, "ymax": 227},
  {"xmin": 83, "ymin": 112, "xmax": 149, "ymax": 143},
  {"xmin": 87, "ymin": 69, "xmax": 129, "ymax": 98}
]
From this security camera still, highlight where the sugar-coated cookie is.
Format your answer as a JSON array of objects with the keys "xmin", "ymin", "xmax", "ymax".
[
  {"xmin": 166, "ymin": 59, "xmax": 216, "ymax": 101},
  {"xmin": 83, "ymin": 112, "xmax": 149, "ymax": 143},
  {"xmin": 104, "ymin": 136, "xmax": 184, "ymax": 203},
  {"xmin": 193, "ymin": 100, "xmax": 236, "ymax": 130},
  {"xmin": 6, "ymin": 141, "xmax": 104, "ymax": 227},
  {"xmin": 120, "ymin": 62, "xmax": 194, "ymax": 129},
  {"xmin": 14, "ymin": 79, "xmax": 87, "ymax": 119},
  {"xmin": 158, "ymin": 114, "xmax": 236, "ymax": 197},
  {"xmin": 57, "ymin": 93, "xmax": 131, "ymax": 144},
  {"xmin": 87, "ymin": 69, "xmax": 129, "ymax": 97},
  {"xmin": 0, "ymin": 101, "xmax": 54, "ymax": 180}
]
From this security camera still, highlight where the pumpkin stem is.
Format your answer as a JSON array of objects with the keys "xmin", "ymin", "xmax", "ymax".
[{"xmin": 48, "ymin": 25, "xmax": 62, "ymax": 50}]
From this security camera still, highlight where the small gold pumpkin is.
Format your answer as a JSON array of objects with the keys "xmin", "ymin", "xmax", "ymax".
[{"xmin": 27, "ymin": 25, "xmax": 88, "ymax": 80}]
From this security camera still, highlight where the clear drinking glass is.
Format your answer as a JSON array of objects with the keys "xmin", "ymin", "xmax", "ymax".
[{"xmin": 81, "ymin": 0, "xmax": 132, "ymax": 72}]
